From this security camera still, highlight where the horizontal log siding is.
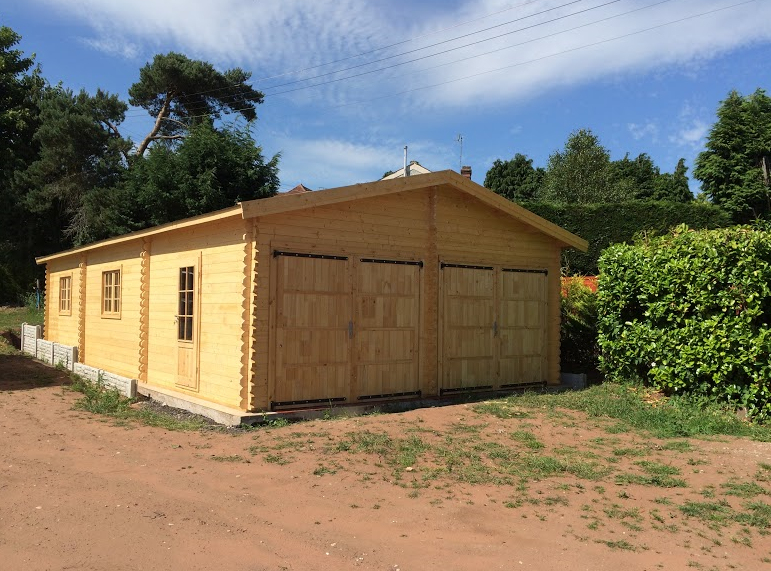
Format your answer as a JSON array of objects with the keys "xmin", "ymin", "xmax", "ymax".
[
  {"xmin": 82, "ymin": 241, "xmax": 142, "ymax": 378},
  {"xmin": 46, "ymin": 257, "xmax": 80, "ymax": 348},
  {"xmin": 147, "ymin": 217, "xmax": 246, "ymax": 408}
]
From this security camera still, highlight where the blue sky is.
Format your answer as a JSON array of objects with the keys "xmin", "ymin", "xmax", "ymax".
[{"xmin": 4, "ymin": 0, "xmax": 771, "ymax": 192}]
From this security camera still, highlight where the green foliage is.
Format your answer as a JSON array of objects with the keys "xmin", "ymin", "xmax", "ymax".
[
  {"xmin": 523, "ymin": 200, "xmax": 730, "ymax": 275},
  {"xmin": 694, "ymin": 89, "xmax": 771, "ymax": 223},
  {"xmin": 484, "ymin": 153, "xmax": 544, "ymax": 201},
  {"xmin": 123, "ymin": 120, "xmax": 279, "ymax": 228},
  {"xmin": 561, "ymin": 277, "xmax": 598, "ymax": 372},
  {"xmin": 597, "ymin": 224, "xmax": 771, "ymax": 421},
  {"xmin": 20, "ymin": 86, "xmax": 131, "ymax": 246},
  {"xmin": 129, "ymin": 52, "xmax": 265, "ymax": 156},
  {"xmin": 541, "ymin": 128, "xmax": 626, "ymax": 204},
  {"xmin": 70, "ymin": 375, "xmax": 133, "ymax": 415}
]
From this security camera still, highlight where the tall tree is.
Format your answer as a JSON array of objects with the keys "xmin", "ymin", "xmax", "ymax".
[
  {"xmin": 653, "ymin": 158, "xmax": 693, "ymax": 202},
  {"xmin": 541, "ymin": 129, "xmax": 627, "ymax": 204},
  {"xmin": 484, "ymin": 153, "xmax": 544, "ymax": 201},
  {"xmin": 123, "ymin": 120, "xmax": 279, "ymax": 228},
  {"xmin": 0, "ymin": 27, "xmax": 45, "ymax": 301},
  {"xmin": 21, "ymin": 86, "xmax": 131, "ymax": 246},
  {"xmin": 694, "ymin": 89, "xmax": 771, "ymax": 222},
  {"xmin": 129, "ymin": 52, "xmax": 265, "ymax": 156},
  {"xmin": 610, "ymin": 153, "xmax": 659, "ymax": 200}
]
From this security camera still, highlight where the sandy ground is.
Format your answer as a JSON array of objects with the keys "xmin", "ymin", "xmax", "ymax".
[{"xmin": 2, "ymin": 354, "xmax": 771, "ymax": 571}]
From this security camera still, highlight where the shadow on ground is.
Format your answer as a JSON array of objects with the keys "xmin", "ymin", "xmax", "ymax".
[{"xmin": 0, "ymin": 354, "xmax": 69, "ymax": 391}]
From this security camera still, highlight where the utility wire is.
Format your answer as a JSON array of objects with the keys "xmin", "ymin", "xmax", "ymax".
[
  {"xmin": 328, "ymin": 0, "xmax": 756, "ymax": 110},
  {"xmin": 123, "ymin": 0, "xmax": 594, "ymax": 116},
  {"xmin": 141, "ymin": 0, "xmax": 620, "ymax": 117}
]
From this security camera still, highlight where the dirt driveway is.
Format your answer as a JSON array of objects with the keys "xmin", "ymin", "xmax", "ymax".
[{"xmin": 2, "ymin": 354, "xmax": 771, "ymax": 571}]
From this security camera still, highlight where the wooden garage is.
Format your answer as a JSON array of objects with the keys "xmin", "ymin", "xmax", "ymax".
[{"xmin": 37, "ymin": 170, "xmax": 587, "ymax": 416}]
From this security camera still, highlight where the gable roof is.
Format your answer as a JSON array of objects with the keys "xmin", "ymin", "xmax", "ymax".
[
  {"xmin": 241, "ymin": 170, "xmax": 588, "ymax": 251},
  {"xmin": 381, "ymin": 162, "xmax": 432, "ymax": 180},
  {"xmin": 285, "ymin": 183, "xmax": 313, "ymax": 195}
]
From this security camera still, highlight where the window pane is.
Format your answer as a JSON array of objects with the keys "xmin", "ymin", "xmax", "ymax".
[
  {"xmin": 185, "ymin": 317, "xmax": 193, "ymax": 341},
  {"xmin": 186, "ymin": 292, "xmax": 193, "ymax": 315},
  {"xmin": 187, "ymin": 267, "xmax": 194, "ymax": 291}
]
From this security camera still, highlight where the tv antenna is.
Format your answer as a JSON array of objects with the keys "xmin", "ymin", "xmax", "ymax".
[{"xmin": 456, "ymin": 134, "xmax": 463, "ymax": 172}]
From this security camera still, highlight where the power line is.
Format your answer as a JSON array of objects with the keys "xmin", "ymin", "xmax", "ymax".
[
  {"xmin": 137, "ymin": 0, "xmax": 622, "ymax": 117},
  {"xmin": 328, "ymin": 0, "xmax": 756, "ymax": 111},
  {"xmin": 261, "ymin": 0, "xmax": 625, "ymax": 98},
  {"xmin": 260, "ymin": 0, "xmax": 591, "ymax": 91},
  {"xmin": 122, "ymin": 0, "xmax": 596, "ymax": 117}
]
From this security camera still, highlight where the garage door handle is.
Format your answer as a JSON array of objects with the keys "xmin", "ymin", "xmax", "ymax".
[{"xmin": 348, "ymin": 320, "xmax": 354, "ymax": 339}]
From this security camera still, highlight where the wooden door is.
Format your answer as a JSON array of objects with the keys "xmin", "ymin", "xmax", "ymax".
[
  {"xmin": 274, "ymin": 253, "xmax": 351, "ymax": 407},
  {"xmin": 441, "ymin": 264, "xmax": 496, "ymax": 393},
  {"xmin": 355, "ymin": 259, "xmax": 421, "ymax": 400},
  {"xmin": 176, "ymin": 264, "xmax": 199, "ymax": 390},
  {"xmin": 498, "ymin": 270, "xmax": 547, "ymax": 386}
]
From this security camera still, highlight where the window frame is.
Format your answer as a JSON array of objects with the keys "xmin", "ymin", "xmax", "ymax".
[
  {"xmin": 177, "ymin": 265, "xmax": 195, "ymax": 343},
  {"xmin": 58, "ymin": 275, "xmax": 72, "ymax": 315},
  {"xmin": 101, "ymin": 268, "xmax": 122, "ymax": 319}
]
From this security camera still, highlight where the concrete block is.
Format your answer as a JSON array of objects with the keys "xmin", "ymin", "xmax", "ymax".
[
  {"xmin": 73, "ymin": 363, "xmax": 101, "ymax": 384},
  {"xmin": 101, "ymin": 371, "xmax": 137, "ymax": 399},
  {"xmin": 21, "ymin": 323, "xmax": 41, "ymax": 356},
  {"xmin": 36, "ymin": 339, "xmax": 54, "ymax": 365},
  {"xmin": 52, "ymin": 343, "xmax": 78, "ymax": 371}
]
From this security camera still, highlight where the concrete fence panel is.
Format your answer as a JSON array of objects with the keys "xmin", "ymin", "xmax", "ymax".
[
  {"xmin": 72, "ymin": 363, "xmax": 137, "ymax": 398},
  {"xmin": 53, "ymin": 344, "xmax": 78, "ymax": 371},
  {"xmin": 21, "ymin": 323, "xmax": 42, "ymax": 356},
  {"xmin": 36, "ymin": 339, "xmax": 54, "ymax": 365}
]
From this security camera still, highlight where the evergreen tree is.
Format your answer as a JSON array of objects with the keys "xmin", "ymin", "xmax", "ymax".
[
  {"xmin": 483, "ymin": 153, "xmax": 543, "ymax": 201},
  {"xmin": 694, "ymin": 89, "xmax": 771, "ymax": 222},
  {"xmin": 541, "ymin": 129, "xmax": 627, "ymax": 204}
]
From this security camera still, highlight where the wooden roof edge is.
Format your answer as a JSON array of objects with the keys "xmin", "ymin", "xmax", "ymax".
[
  {"xmin": 35, "ymin": 205, "xmax": 243, "ymax": 264},
  {"xmin": 240, "ymin": 172, "xmax": 450, "ymax": 219},
  {"xmin": 446, "ymin": 172, "xmax": 589, "ymax": 252},
  {"xmin": 241, "ymin": 170, "xmax": 588, "ymax": 252}
]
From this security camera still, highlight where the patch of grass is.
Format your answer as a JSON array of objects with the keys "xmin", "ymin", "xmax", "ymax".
[
  {"xmin": 679, "ymin": 500, "xmax": 736, "ymax": 529},
  {"xmin": 595, "ymin": 539, "xmax": 638, "ymax": 551},
  {"xmin": 736, "ymin": 501, "xmax": 771, "ymax": 528},
  {"xmin": 615, "ymin": 461, "xmax": 687, "ymax": 488},
  {"xmin": 661, "ymin": 441, "xmax": 693, "ymax": 452},
  {"xmin": 722, "ymin": 480, "xmax": 769, "ymax": 499},
  {"xmin": 210, "ymin": 454, "xmax": 249, "ymax": 463},
  {"xmin": 0, "ymin": 305, "xmax": 44, "ymax": 332},
  {"xmin": 313, "ymin": 464, "xmax": 337, "ymax": 476},
  {"xmin": 473, "ymin": 401, "xmax": 532, "ymax": 419},
  {"xmin": 511, "ymin": 430, "xmax": 545, "ymax": 450},
  {"xmin": 481, "ymin": 384, "xmax": 771, "ymax": 440},
  {"xmin": 612, "ymin": 447, "xmax": 648, "ymax": 457},
  {"xmin": 264, "ymin": 453, "xmax": 292, "ymax": 465},
  {"xmin": 70, "ymin": 375, "xmax": 133, "ymax": 415}
]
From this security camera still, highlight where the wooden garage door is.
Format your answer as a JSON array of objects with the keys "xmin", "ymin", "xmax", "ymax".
[
  {"xmin": 441, "ymin": 264, "xmax": 496, "ymax": 392},
  {"xmin": 441, "ymin": 264, "xmax": 548, "ymax": 393},
  {"xmin": 356, "ymin": 259, "xmax": 421, "ymax": 400},
  {"xmin": 499, "ymin": 269, "xmax": 547, "ymax": 386},
  {"xmin": 274, "ymin": 253, "xmax": 350, "ymax": 406}
]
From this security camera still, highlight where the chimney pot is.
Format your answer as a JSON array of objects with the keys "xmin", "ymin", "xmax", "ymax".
[{"xmin": 461, "ymin": 165, "xmax": 472, "ymax": 179}]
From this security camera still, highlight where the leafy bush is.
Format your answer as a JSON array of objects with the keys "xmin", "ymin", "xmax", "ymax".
[
  {"xmin": 522, "ymin": 200, "xmax": 731, "ymax": 275},
  {"xmin": 597, "ymin": 224, "xmax": 771, "ymax": 421},
  {"xmin": 561, "ymin": 277, "xmax": 598, "ymax": 373}
]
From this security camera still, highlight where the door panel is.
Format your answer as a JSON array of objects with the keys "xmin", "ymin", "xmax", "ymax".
[
  {"xmin": 441, "ymin": 266, "xmax": 495, "ymax": 391},
  {"xmin": 274, "ymin": 255, "xmax": 350, "ymax": 405},
  {"xmin": 356, "ymin": 261, "xmax": 420, "ymax": 399},
  {"xmin": 499, "ymin": 271, "xmax": 547, "ymax": 385}
]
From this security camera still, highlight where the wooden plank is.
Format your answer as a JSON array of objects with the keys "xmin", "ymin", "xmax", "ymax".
[{"xmin": 355, "ymin": 260, "xmax": 420, "ymax": 399}]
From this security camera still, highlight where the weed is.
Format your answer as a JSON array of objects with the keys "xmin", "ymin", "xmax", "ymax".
[
  {"xmin": 511, "ymin": 430, "xmax": 545, "ymax": 450},
  {"xmin": 721, "ymin": 480, "xmax": 769, "ymax": 499},
  {"xmin": 595, "ymin": 539, "xmax": 637, "ymax": 551},
  {"xmin": 313, "ymin": 464, "xmax": 337, "ymax": 476},
  {"xmin": 210, "ymin": 454, "xmax": 249, "ymax": 463}
]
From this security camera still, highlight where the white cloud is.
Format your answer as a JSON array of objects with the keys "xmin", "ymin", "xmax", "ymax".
[
  {"xmin": 628, "ymin": 121, "xmax": 658, "ymax": 142},
  {"xmin": 669, "ymin": 101, "xmax": 710, "ymax": 149},
  {"xmin": 35, "ymin": 0, "xmax": 771, "ymax": 111},
  {"xmin": 79, "ymin": 36, "xmax": 139, "ymax": 60},
  {"xmin": 272, "ymin": 135, "xmax": 452, "ymax": 189}
]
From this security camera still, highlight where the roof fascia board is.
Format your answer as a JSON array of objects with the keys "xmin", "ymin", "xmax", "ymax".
[{"xmin": 36, "ymin": 205, "xmax": 242, "ymax": 264}]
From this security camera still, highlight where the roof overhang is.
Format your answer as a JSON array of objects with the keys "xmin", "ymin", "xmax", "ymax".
[
  {"xmin": 36, "ymin": 205, "xmax": 243, "ymax": 264},
  {"xmin": 241, "ymin": 170, "xmax": 588, "ymax": 251}
]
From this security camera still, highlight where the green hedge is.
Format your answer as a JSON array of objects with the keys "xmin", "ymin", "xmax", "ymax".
[
  {"xmin": 597, "ymin": 225, "xmax": 771, "ymax": 420},
  {"xmin": 521, "ymin": 201, "xmax": 731, "ymax": 275}
]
